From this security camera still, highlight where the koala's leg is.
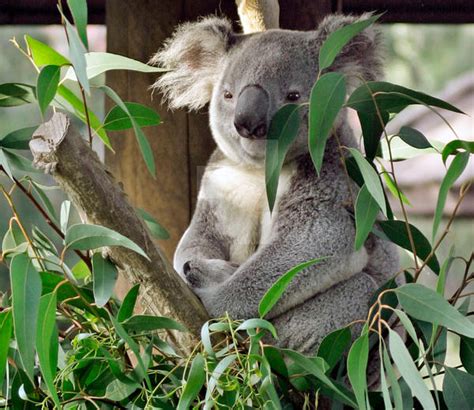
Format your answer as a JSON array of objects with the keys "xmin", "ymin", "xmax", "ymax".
[
  {"xmin": 187, "ymin": 206, "xmax": 369, "ymax": 319},
  {"xmin": 270, "ymin": 271, "xmax": 378, "ymax": 354}
]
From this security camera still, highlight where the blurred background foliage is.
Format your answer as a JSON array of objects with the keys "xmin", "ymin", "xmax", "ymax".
[{"xmin": 0, "ymin": 23, "xmax": 473, "ymax": 294}]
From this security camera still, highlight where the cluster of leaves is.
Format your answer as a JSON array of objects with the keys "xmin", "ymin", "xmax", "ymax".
[{"xmin": 0, "ymin": 3, "xmax": 473, "ymax": 409}]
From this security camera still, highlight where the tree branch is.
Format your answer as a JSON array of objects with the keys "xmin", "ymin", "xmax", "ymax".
[
  {"xmin": 235, "ymin": 0, "xmax": 280, "ymax": 33},
  {"xmin": 29, "ymin": 112, "xmax": 209, "ymax": 354}
]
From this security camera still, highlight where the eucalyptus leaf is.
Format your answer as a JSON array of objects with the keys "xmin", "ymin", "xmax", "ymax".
[
  {"xmin": 137, "ymin": 208, "xmax": 169, "ymax": 240},
  {"xmin": 0, "ymin": 83, "xmax": 35, "ymax": 107},
  {"xmin": 92, "ymin": 253, "xmax": 118, "ymax": 307},
  {"xmin": 460, "ymin": 336, "xmax": 474, "ymax": 375},
  {"xmin": 442, "ymin": 139, "xmax": 474, "ymax": 163},
  {"xmin": 397, "ymin": 126, "xmax": 432, "ymax": 149},
  {"xmin": 10, "ymin": 254, "xmax": 41, "ymax": 382},
  {"xmin": 308, "ymin": 72, "xmax": 346, "ymax": 174},
  {"xmin": 65, "ymin": 223, "xmax": 149, "ymax": 260},
  {"xmin": 236, "ymin": 318, "xmax": 278, "ymax": 339},
  {"xmin": 0, "ymin": 311, "xmax": 13, "ymax": 390},
  {"xmin": 25, "ymin": 35, "xmax": 70, "ymax": 67},
  {"xmin": 354, "ymin": 184, "xmax": 380, "ymax": 250},
  {"xmin": 104, "ymin": 102, "xmax": 161, "ymax": 131},
  {"xmin": 432, "ymin": 151, "xmax": 469, "ymax": 240},
  {"xmin": 443, "ymin": 367, "xmax": 474, "ymax": 410},
  {"xmin": 347, "ymin": 333, "xmax": 369, "ymax": 410},
  {"xmin": 395, "ymin": 284, "xmax": 474, "ymax": 337},
  {"xmin": 64, "ymin": 19, "xmax": 90, "ymax": 93},
  {"xmin": 317, "ymin": 327, "xmax": 351, "ymax": 371},
  {"xmin": 67, "ymin": 0, "xmax": 89, "ymax": 48},
  {"xmin": 177, "ymin": 354, "xmax": 206, "ymax": 410},
  {"xmin": 117, "ymin": 284, "xmax": 140, "ymax": 322},
  {"xmin": 122, "ymin": 315, "xmax": 187, "ymax": 333},
  {"xmin": 0, "ymin": 126, "xmax": 37, "ymax": 150},
  {"xmin": 37, "ymin": 65, "xmax": 61, "ymax": 115}
]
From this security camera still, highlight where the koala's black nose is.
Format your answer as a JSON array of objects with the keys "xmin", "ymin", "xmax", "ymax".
[{"xmin": 234, "ymin": 85, "xmax": 269, "ymax": 139}]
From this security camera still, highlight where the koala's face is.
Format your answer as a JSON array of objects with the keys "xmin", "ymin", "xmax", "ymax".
[
  {"xmin": 210, "ymin": 31, "xmax": 316, "ymax": 165},
  {"xmin": 153, "ymin": 15, "xmax": 381, "ymax": 166}
]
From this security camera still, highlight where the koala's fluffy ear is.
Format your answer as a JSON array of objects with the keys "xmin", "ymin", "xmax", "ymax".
[
  {"xmin": 150, "ymin": 17, "xmax": 234, "ymax": 111},
  {"xmin": 315, "ymin": 13, "xmax": 383, "ymax": 90}
]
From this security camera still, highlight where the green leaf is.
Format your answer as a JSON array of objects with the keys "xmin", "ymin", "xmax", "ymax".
[
  {"xmin": 395, "ymin": 284, "xmax": 474, "ymax": 337},
  {"xmin": 378, "ymin": 220, "xmax": 440, "ymax": 273},
  {"xmin": 0, "ymin": 311, "xmax": 13, "ymax": 390},
  {"xmin": 348, "ymin": 148, "xmax": 386, "ymax": 215},
  {"xmin": 123, "ymin": 315, "xmax": 187, "ymax": 333},
  {"xmin": 36, "ymin": 292, "xmax": 60, "ymax": 408},
  {"xmin": 101, "ymin": 86, "xmax": 155, "ymax": 176},
  {"xmin": 265, "ymin": 104, "xmax": 301, "ymax": 212},
  {"xmin": 0, "ymin": 149, "xmax": 13, "ymax": 179},
  {"xmin": 259, "ymin": 258, "xmax": 322, "ymax": 318},
  {"xmin": 67, "ymin": 0, "xmax": 88, "ymax": 48},
  {"xmin": 178, "ymin": 354, "xmax": 206, "ymax": 410},
  {"xmin": 105, "ymin": 379, "xmax": 139, "ymax": 401},
  {"xmin": 117, "ymin": 284, "xmax": 140, "ymax": 322},
  {"xmin": 104, "ymin": 102, "xmax": 161, "ymax": 131},
  {"xmin": 204, "ymin": 354, "xmax": 238, "ymax": 406},
  {"xmin": 347, "ymin": 81, "xmax": 464, "ymax": 114},
  {"xmin": 442, "ymin": 139, "xmax": 474, "ymax": 163},
  {"xmin": 460, "ymin": 337, "xmax": 474, "ymax": 375},
  {"xmin": 358, "ymin": 110, "xmax": 389, "ymax": 161},
  {"xmin": 354, "ymin": 184, "xmax": 380, "ymax": 250},
  {"xmin": 382, "ymin": 346, "xmax": 403, "ymax": 410},
  {"xmin": 432, "ymin": 151, "xmax": 469, "ymax": 240},
  {"xmin": 317, "ymin": 327, "xmax": 351, "ymax": 372},
  {"xmin": 397, "ymin": 126, "xmax": 432, "ymax": 149},
  {"xmin": 283, "ymin": 349, "xmax": 356, "ymax": 407},
  {"xmin": 109, "ymin": 314, "xmax": 152, "ymax": 389},
  {"xmin": 319, "ymin": 15, "xmax": 380, "ymax": 71},
  {"xmin": 92, "ymin": 253, "xmax": 118, "ymax": 307},
  {"xmin": 308, "ymin": 72, "xmax": 346, "ymax": 174},
  {"xmin": 30, "ymin": 180, "xmax": 59, "ymax": 225},
  {"xmin": 136, "ymin": 208, "xmax": 169, "ymax": 240},
  {"xmin": 10, "ymin": 254, "xmax": 41, "ymax": 381},
  {"xmin": 0, "ymin": 127, "xmax": 37, "ymax": 150},
  {"xmin": 443, "ymin": 367, "xmax": 474, "ymax": 410},
  {"xmin": 65, "ymin": 223, "xmax": 149, "ymax": 260},
  {"xmin": 347, "ymin": 333, "xmax": 369, "ymax": 410},
  {"xmin": 64, "ymin": 18, "xmax": 90, "ymax": 93},
  {"xmin": 393, "ymin": 309, "xmax": 419, "ymax": 347},
  {"xmin": 0, "ymin": 83, "xmax": 35, "ymax": 107},
  {"xmin": 37, "ymin": 65, "xmax": 61, "ymax": 115},
  {"xmin": 63, "ymin": 52, "xmax": 167, "ymax": 82},
  {"xmin": 25, "ymin": 35, "xmax": 70, "ymax": 67},
  {"xmin": 56, "ymin": 84, "xmax": 111, "ymax": 149},
  {"xmin": 236, "ymin": 318, "xmax": 278, "ymax": 339},
  {"xmin": 388, "ymin": 328, "xmax": 435, "ymax": 409},
  {"xmin": 381, "ymin": 168, "xmax": 411, "ymax": 205}
]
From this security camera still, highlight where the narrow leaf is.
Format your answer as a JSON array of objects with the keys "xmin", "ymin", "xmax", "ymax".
[
  {"xmin": 25, "ymin": 35, "xmax": 70, "ymax": 66},
  {"xmin": 460, "ymin": 336, "xmax": 474, "ymax": 375},
  {"xmin": 378, "ymin": 220, "xmax": 440, "ymax": 273},
  {"xmin": 432, "ymin": 151, "xmax": 469, "ymax": 240},
  {"xmin": 358, "ymin": 110, "xmax": 389, "ymax": 161},
  {"xmin": 92, "ymin": 253, "xmax": 118, "ymax": 307},
  {"xmin": 236, "ymin": 318, "xmax": 278, "ymax": 339},
  {"xmin": 117, "ymin": 284, "xmax": 140, "ymax": 322},
  {"xmin": 443, "ymin": 367, "xmax": 474, "ymax": 410},
  {"xmin": 265, "ymin": 104, "xmax": 301, "ymax": 212},
  {"xmin": 388, "ymin": 329, "xmax": 435, "ymax": 409},
  {"xmin": 348, "ymin": 148, "xmax": 386, "ymax": 215},
  {"xmin": 0, "ymin": 311, "xmax": 13, "ymax": 390},
  {"xmin": 64, "ymin": 19, "xmax": 90, "ymax": 93},
  {"xmin": 65, "ymin": 223, "xmax": 149, "ymax": 260},
  {"xmin": 308, "ymin": 72, "xmax": 346, "ymax": 174},
  {"xmin": 442, "ymin": 139, "xmax": 474, "ymax": 163},
  {"xmin": 104, "ymin": 103, "xmax": 161, "ymax": 131},
  {"xmin": 397, "ymin": 126, "xmax": 432, "ymax": 149},
  {"xmin": 259, "ymin": 258, "xmax": 322, "ymax": 318},
  {"xmin": 67, "ymin": 0, "xmax": 88, "ymax": 48},
  {"xmin": 0, "ymin": 83, "xmax": 35, "ymax": 107},
  {"xmin": 347, "ymin": 333, "xmax": 369, "ymax": 410},
  {"xmin": 10, "ymin": 254, "xmax": 41, "ymax": 381},
  {"xmin": 36, "ymin": 292, "xmax": 60, "ymax": 407},
  {"xmin": 123, "ymin": 315, "xmax": 187, "ymax": 333},
  {"xmin": 0, "ymin": 127, "xmax": 37, "ymax": 150},
  {"xmin": 37, "ymin": 65, "xmax": 61, "ymax": 115},
  {"xmin": 395, "ymin": 284, "xmax": 474, "ymax": 337},
  {"xmin": 137, "ymin": 208, "xmax": 169, "ymax": 240},
  {"xmin": 317, "ymin": 327, "xmax": 351, "ymax": 371},
  {"xmin": 354, "ymin": 184, "xmax": 380, "ymax": 250},
  {"xmin": 177, "ymin": 354, "xmax": 206, "ymax": 410},
  {"xmin": 319, "ymin": 15, "xmax": 380, "ymax": 71}
]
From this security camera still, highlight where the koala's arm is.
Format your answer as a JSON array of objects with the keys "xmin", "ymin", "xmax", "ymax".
[
  {"xmin": 173, "ymin": 199, "xmax": 231, "ymax": 275},
  {"xmin": 189, "ymin": 204, "xmax": 368, "ymax": 319}
]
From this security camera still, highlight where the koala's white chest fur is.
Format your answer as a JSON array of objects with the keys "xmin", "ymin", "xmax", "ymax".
[{"xmin": 200, "ymin": 159, "xmax": 296, "ymax": 264}]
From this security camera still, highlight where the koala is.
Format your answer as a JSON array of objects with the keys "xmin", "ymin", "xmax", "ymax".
[{"xmin": 151, "ymin": 14, "xmax": 399, "ymax": 354}]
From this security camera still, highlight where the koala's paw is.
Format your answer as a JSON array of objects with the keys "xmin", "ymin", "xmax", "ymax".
[{"xmin": 183, "ymin": 258, "xmax": 238, "ymax": 289}]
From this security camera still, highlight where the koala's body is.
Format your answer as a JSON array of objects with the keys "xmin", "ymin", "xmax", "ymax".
[{"xmin": 153, "ymin": 14, "xmax": 399, "ymax": 353}]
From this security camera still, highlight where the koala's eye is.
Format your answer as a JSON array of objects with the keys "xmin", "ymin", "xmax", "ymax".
[
  {"xmin": 223, "ymin": 90, "xmax": 233, "ymax": 100},
  {"xmin": 286, "ymin": 91, "xmax": 301, "ymax": 102}
]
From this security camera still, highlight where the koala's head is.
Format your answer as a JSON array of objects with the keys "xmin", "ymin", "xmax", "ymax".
[{"xmin": 151, "ymin": 14, "xmax": 382, "ymax": 166}]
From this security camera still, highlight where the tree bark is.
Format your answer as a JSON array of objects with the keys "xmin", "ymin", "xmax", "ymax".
[
  {"xmin": 236, "ymin": 0, "xmax": 280, "ymax": 32},
  {"xmin": 30, "ymin": 113, "xmax": 209, "ymax": 354}
]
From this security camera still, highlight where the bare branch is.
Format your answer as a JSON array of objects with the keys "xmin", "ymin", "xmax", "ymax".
[
  {"xmin": 30, "ymin": 112, "xmax": 209, "ymax": 354},
  {"xmin": 235, "ymin": 0, "xmax": 280, "ymax": 33}
]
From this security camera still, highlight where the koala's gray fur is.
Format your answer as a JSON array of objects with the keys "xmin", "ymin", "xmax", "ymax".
[{"xmin": 152, "ymin": 13, "xmax": 399, "ymax": 353}]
